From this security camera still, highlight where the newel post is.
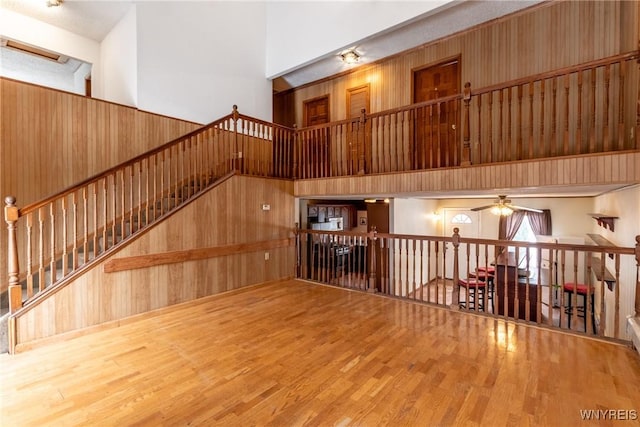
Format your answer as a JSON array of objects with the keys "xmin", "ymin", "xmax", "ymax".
[
  {"xmin": 451, "ymin": 227, "xmax": 460, "ymax": 308},
  {"xmin": 368, "ymin": 226, "xmax": 377, "ymax": 293},
  {"xmin": 358, "ymin": 108, "xmax": 367, "ymax": 175},
  {"xmin": 634, "ymin": 235, "xmax": 640, "ymax": 316},
  {"xmin": 292, "ymin": 124, "xmax": 299, "ymax": 179},
  {"xmin": 5, "ymin": 196, "xmax": 21, "ymax": 314},
  {"xmin": 461, "ymin": 82, "xmax": 472, "ymax": 166},
  {"xmin": 231, "ymin": 105, "xmax": 240, "ymax": 172}
]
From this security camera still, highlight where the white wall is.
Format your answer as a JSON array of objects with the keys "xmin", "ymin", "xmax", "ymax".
[
  {"xmin": 0, "ymin": 8, "xmax": 102, "ymax": 98},
  {"xmin": 434, "ymin": 197, "xmax": 593, "ymax": 241},
  {"xmin": 73, "ymin": 62, "xmax": 92, "ymax": 94},
  {"xmin": 265, "ymin": 1, "xmax": 451, "ymax": 78},
  {"xmin": 101, "ymin": 5, "xmax": 137, "ymax": 107},
  {"xmin": 592, "ymin": 185, "xmax": 640, "ymax": 339},
  {"xmin": 136, "ymin": 2, "xmax": 271, "ymax": 124}
]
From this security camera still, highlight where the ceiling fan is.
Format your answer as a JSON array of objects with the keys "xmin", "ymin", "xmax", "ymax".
[{"xmin": 471, "ymin": 195, "xmax": 543, "ymax": 216}]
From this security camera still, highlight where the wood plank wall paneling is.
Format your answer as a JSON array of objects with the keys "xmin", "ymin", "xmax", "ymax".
[
  {"xmin": 276, "ymin": 1, "xmax": 638, "ymax": 127},
  {"xmin": 14, "ymin": 175, "xmax": 296, "ymax": 345},
  {"xmin": 293, "ymin": 152, "xmax": 640, "ymax": 198},
  {"xmin": 0, "ymin": 78, "xmax": 202, "ymax": 295},
  {"xmin": 0, "ymin": 78, "xmax": 202, "ymax": 207}
]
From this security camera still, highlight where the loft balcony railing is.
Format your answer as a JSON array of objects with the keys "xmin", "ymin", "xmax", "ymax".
[
  {"xmin": 296, "ymin": 228, "xmax": 640, "ymax": 341},
  {"xmin": 292, "ymin": 50, "xmax": 640, "ymax": 179}
]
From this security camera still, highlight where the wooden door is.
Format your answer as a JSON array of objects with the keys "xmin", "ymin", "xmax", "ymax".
[
  {"xmin": 303, "ymin": 96, "xmax": 331, "ymax": 177},
  {"xmin": 413, "ymin": 59, "xmax": 460, "ymax": 169},
  {"xmin": 346, "ymin": 85, "xmax": 370, "ymax": 174}
]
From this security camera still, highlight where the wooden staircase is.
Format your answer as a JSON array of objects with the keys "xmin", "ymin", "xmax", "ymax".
[{"xmin": 2, "ymin": 105, "xmax": 295, "ymax": 353}]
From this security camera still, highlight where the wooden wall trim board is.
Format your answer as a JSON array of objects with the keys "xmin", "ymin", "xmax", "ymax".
[
  {"xmin": 104, "ymin": 238, "xmax": 294, "ymax": 273},
  {"xmin": 293, "ymin": 151, "xmax": 640, "ymax": 198}
]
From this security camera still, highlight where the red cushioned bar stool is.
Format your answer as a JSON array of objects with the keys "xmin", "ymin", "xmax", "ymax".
[
  {"xmin": 563, "ymin": 282, "xmax": 595, "ymax": 332},
  {"xmin": 458, "ymin": 278, "xmax": 491, "ymax": 311},
  {"xmin": 468, "ymin": 266, "xmax": 495, "ymax": 312}
]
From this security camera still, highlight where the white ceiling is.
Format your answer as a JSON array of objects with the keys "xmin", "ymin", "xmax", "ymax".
[{"xmin": 0, "ymin": 0, "xmax": 132, "ymax": 42}]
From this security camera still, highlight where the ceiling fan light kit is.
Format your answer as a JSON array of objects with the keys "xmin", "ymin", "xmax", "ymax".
[{"xmin": 472, "ymin": 195, "xmax": 543, "ymax": 216}]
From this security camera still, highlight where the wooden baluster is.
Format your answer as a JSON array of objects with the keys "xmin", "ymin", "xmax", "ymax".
[
  {"xmin": 128, "ymin": 167, "xmax": 134, "ymax": 236},
  {"xmin": 603, "ymin": 65, "xmax": 611, "ymax": 151},
  {"xmin": 5, "ymin": 197, "xmax": 21, "ymax": 313},
  {"xmin": 586, "ymin": 255, "xmax": 595, "ymax": 335},
  {"xmin": 419, "ymin": 240, "xmax": 424, "ymax": 302},
  {"xmin": 404, "ymin": 238, "xmax": 409, "ymax": 298},
  {"xmin": 38, "ymin": 208, "xmax": 44, "ymax": 291},
  {"xmin": 617, "ymin": 60, "xmax": 625, "ymax": 150},
  {"xmin": 92, "ymin": 183, "xmax": 98, "ymax": 257},
  {"xmin": 49, "ymin": 203, "xmax": 56, "ymax": 284},
  {"xmin": 613, "ymin": 254, "xmax": 620, "ymax": 337},
  {"xmin": 72, "ymin": 192, "xmax": 78, "ymax": 268},
  {"xmin": 589, "ymin": 67, "xmax": 597, "ymax": 153},
  {"xmin": 461, "ymin": 82, "xmax": 471, "ymax": 166},
  {"xmin": 436, "ymin": 104, "xmax": 444, "ymax": 168},
  {"xmin": 517, "ymin": 85, "xmax": 523, "ymax": 160},
  {"xmin": 101, "ymin": 178, "xmax": 107, "ymax": 252},
  {"xmin": 292, "ymin": 126, "xmax": 298, "ymax": 179},
  {"xmin": 528, "ymin": 82, "xmax": 534, "ymax": 159},
  {"xmin": 487, "ymin": 92, "xmax": 494, "ymax": 163},
  {"xmin": 498, "ymin": 89, "xmax": 504, "ymax": 162},
  {"xmin": 577, "ymin": 70, "xmax": 583, "ymax": 154},
  {"xmin": 564, "ymin": 74, "xmax": 570, "ymax": 155},
  {"xmin": 551, "ymin": 78, "xmax": 558, "ymax": 157},
  {"xmin": 432, "ymin": 240, "xmax": 439, "ymax": 304},
  {"xmin": 476, "ymin": 94, "xmax": 482, "ymax": 163},
  {"xmin": 119, "ymin": 171, "xmax": 125, "ymax": 241},
  {"xmin": 26, "ymin": 214, "xmax": 33, "ymax": 298},
  {"xmin": 540, "ymin": 80, "xmax": 545, "ymax": 159},
  {"xmin": 452, "ymin": 228, "xmax": 460, "ymax": 309},
  {"xmin": 506, "ymin": 87, "xmax": 512, "ymax": 162},
  {"xmin": 60, "ymin": 197, "xmax": 68, "ymax": 278},
  {"xmin": 359, "ymin": 109, "xmax": 366, "ymax": 174},
  {"xmin": 513, "ymin": 247, "xmax": 520, "ymax": 320},
  {"xmin": 84, "ymin": 187, "xmax": 89, "ymax": 261},
  {"xmin": 546, "ymin": 247, "xmax": 554, "ymax": 326},
  {"xmin": 368, "ymin": 227, "xmax": 377, "ymax": 293}
]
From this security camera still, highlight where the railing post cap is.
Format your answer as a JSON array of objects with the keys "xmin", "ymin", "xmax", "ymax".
[{"xmin": 5, "ymin": 196, "xmax": 16, "ymax": 206}]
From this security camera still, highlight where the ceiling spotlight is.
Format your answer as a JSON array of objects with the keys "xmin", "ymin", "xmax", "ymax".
[
  {"xmin": 340, "ymin": 50, "xmax": 360, "ymax": 64},
  {"xmin": 46, "ymin": 0, "xmax": 63, "ymax": 7}
]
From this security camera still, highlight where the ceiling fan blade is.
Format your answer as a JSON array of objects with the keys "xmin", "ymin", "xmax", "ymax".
[
  {"xmin": 471, "ymin": 205, "xmax": 493, "ymax": 211},
  {"xmin": 510, "ymin": 205, "xmax": 543, "ymax": 213}
]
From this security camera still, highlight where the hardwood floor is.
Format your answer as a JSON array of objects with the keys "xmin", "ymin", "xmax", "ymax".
[{"xmin": 1, "ymin": 279, "xmax": 639, "ymax": 426}]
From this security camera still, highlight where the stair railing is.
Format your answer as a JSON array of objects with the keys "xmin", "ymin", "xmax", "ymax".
[{"xmin": 4, "ymin": 106, "xmax": 295, "ymax": 314}]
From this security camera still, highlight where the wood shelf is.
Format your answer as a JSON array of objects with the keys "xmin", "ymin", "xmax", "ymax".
[
  {"xmin": 586, "ymin": 233, "xmax": 616, "ymax": 260},
  {"xmin": 590, "ymin": 255, "xmax": 616, "ymax": 291},
  {"xmin": 588, "ymin": 213, "xmax": 618, "ymax": 232}
]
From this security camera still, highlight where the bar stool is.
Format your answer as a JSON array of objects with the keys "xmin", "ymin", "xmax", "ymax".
[
  {"xmin": 469, "ymin": 267, "xmax": 495, "ymax": 312},
  {"xmin": 458, "ymin": 278, "xmax": 490, "ymax": 311},
  {"xmin": 563, "ymin": 282, "xmax": 595, "ymax": 332}
]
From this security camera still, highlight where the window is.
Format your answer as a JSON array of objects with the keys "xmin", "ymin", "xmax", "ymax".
[
  {"xmin": 509, "ymin": 215, "xmax": 538, "ymax": 277},
  {"xmin": 451, "ymin": 213, "xmax": 472, "ymax": 224}
]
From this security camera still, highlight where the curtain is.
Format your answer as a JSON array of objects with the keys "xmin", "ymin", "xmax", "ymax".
[
  {"xmin": 528, "ymin": 209, "xmax": 552, "ymax": 236},
  {"xmin": 497, "ymin": 211, "xmax": 526, "ymax": 259},
  {"xmin": 498, "ymin": 210, "xmax": 526, "ymax": 241}
]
